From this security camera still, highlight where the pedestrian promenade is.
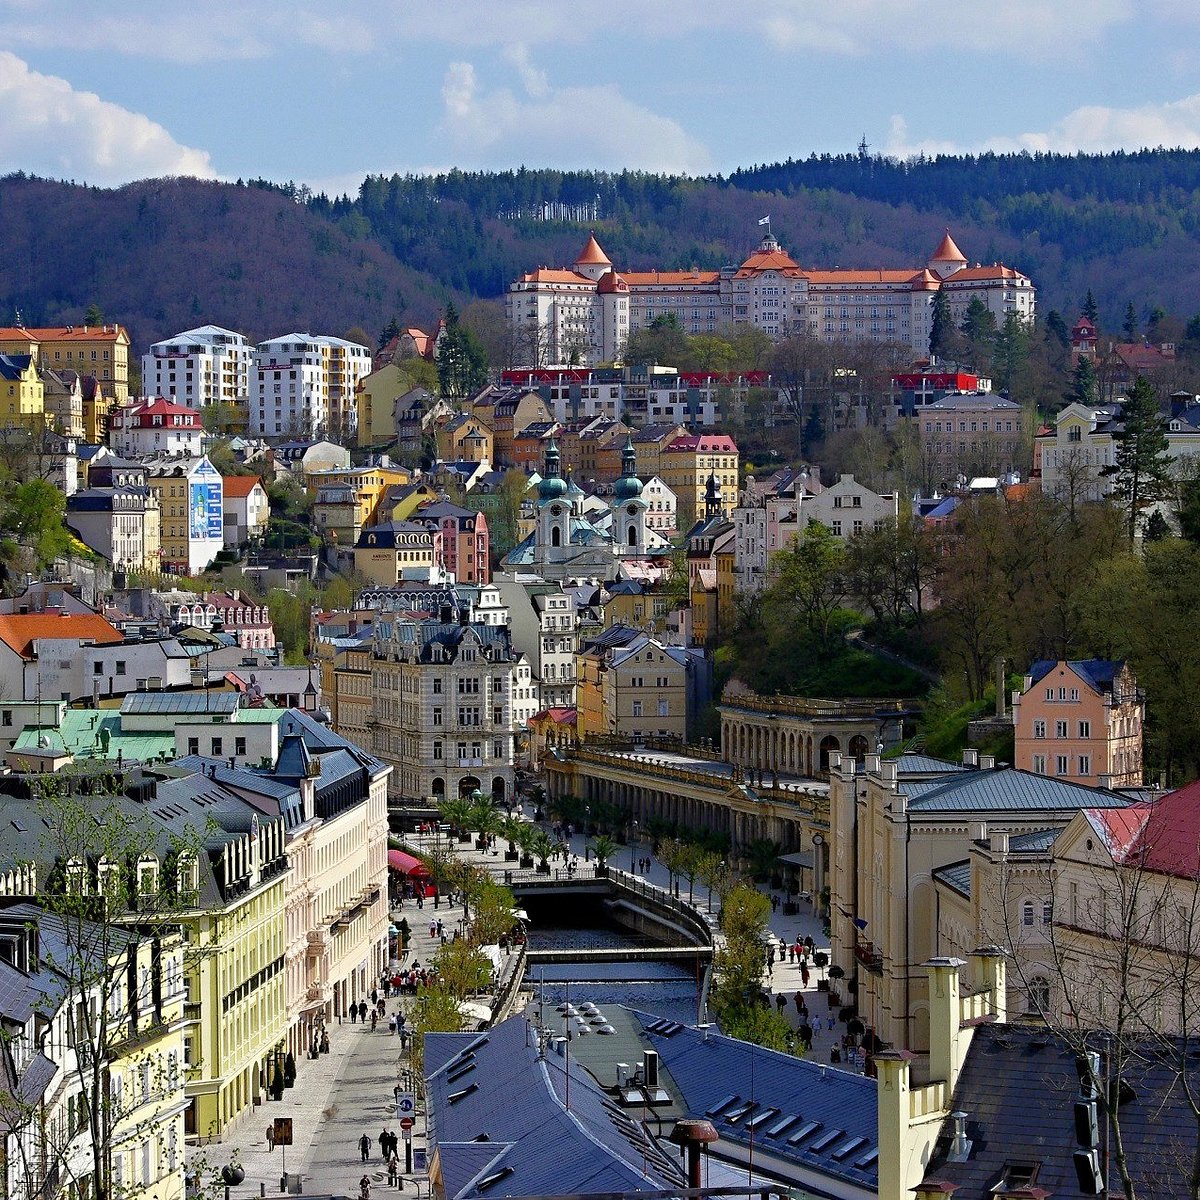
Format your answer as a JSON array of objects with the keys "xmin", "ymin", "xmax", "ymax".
[{"xmin": 198, "ymin": 796, "xmax": 860, "ymax": 1197}]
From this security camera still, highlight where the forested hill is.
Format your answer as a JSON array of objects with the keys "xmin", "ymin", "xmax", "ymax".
[{"xmin": 4, "ymin": 148, "xmax": 1200, "ymax": 351}]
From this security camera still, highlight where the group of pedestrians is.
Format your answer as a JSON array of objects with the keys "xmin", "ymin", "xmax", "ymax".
[{"xmin": 358, "ymin": 1128, "xmax": 405, "ymax": 1193}]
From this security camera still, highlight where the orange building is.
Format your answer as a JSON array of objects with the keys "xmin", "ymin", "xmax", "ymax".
[
  {"xmin": 1012, "ymin": 659, "xmax": 1144, "ymax": 787},
  {"xmin": 0, "ymin": 324, "xmax": 131, "ymax": 404}
]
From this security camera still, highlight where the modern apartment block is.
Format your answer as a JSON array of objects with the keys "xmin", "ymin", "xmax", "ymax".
[
  {"xmin": 508, "ymin": 230, "xmax": 1034, "ymax": 365},
  {"xmin": 141, "ymin": 325, "xmax": 254, "ymax": 412},
  {"xmin": 249, "ymin": 334, "xmax": 371, "ymax": 441}
]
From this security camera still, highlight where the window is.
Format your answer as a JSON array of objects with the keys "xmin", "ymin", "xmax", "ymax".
[
  {"xmin": 187, "ymin": 737, "xmax": 198, "ymax": 756},
  {"xmin": 1055, "ymin": 720, "xmax": 1068, "ymax": 738},
  {"xmin": 1027, "ymin": 977, "xmax": 1050, "ymax": 1013},
  {"xmin": 632, "ymin": 701, "xmax": 643, "ymax": 718},
  {"xmin": 432, "ymin": 741, "xmax": 442, "ymax": 760},
  {"xmin": 1042, "ymin": 900, "xmax": 1053, "ymax": 924},
  {"xmin": 1070, "ymin": 688, "xmax": 1079, "ymax": 701},
  {"xmin": 1033, "ymin": 720, "xmax": 1046, "ymax": 739},
  {"xmin": 1078, "ymin": 720, "xmax": 1090, "ymax": 738},
  {"xmin": 211, "ymin": 738, "xmax": 222, "ymax": 756},
  {"xmin": 235, "ymin": 737, "xmax": 246, "ymax": 756},
  {"xmin": 1078, "ymin": 755, "xmax": 1091, "ymax": 776},
  {"xmin": 658, "ymin": 699, "xmax": 669, "ymax": 717},
  {"xmin": 433, "ymin": 707, "xmax": 442, "ymax": 726},
  {"xmin": 1022, "ymin": 900, "xmax": 1034, "ymax": 926},
  {"xmin": 432, "ymin": 678, "xmax": 442, "ymax": 695},
  {"xmin": 1, "ymin": 711, "xmax": 10, "ymax": 727},
  {"xmin": 1056, "ymin": 755, "xmax": 1069, "ymax": 775},
  {"xmin": 1032, "ymin": 754, "xmax": 1046, "ymax": 775}
]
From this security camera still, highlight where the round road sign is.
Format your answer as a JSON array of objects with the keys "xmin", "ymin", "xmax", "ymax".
[{"xmin": 399, "ymin": 1116, "xmax": 415, "ymax": 1131}]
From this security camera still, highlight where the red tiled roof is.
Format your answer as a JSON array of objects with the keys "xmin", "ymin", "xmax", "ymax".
[
  {"xmin": 621, "ymin": 270, "xmax": 721, "ymax": 286},
  {"xmin": 221, "ymin": 475, "xmax": 263, "ymax": 498},
  {"xmin": 931, "ymin": 230, "xmax": 967, "ymax": 263},
  {"xmin": 1088, "ymin": 782, "xmax": 1200, "ymax": 879},
  {"xmin": 575, "ymin": 235, "xmax": 612, "ymax": 266},
  {"xmin": 530, "ymin": 707, "xmax": 577, "ymax": 726},
  {"xmin": 0, "ymin": 325, "xmax": 128, "ymax": 342},
  {"xmin": 943, "ymin": 265, "xmax": 1026, "ymax": 282},
  {"xmin": 735, "ymin": 247, "xmax": 803, "ymax": 277},
  {"xmin": 517, "ymin": 268, "xmax": 595, "ymax": 285},
  {"xmin": 597, "ymin": 269, "xmax": 628, "ymax": 294},
  {"xmin": 0, "ymin": 612, "xmax": 122, "ymax": 659}
]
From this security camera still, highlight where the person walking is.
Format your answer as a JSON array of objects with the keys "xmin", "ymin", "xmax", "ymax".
[
  {"xmin": 360, "ymin": 1176, "xmax": 371, "ymax": 1200},
  {"xmin": 371, "ymin": 1010, "xmax": 378, "ymax": 1032},
  {"xmin": 266, "ymin": 1124, "xmax": 275, "ymax": 1151},
  {"xmin": 775, "ymin": 993, "xmax": 786, "ymax": 1014},
  {"xmin": 359, "ymin": 1133, "xmax": 371, "ymax": 1162},
  {"xmin": 378, "ymin": 1128, "xmax": 389, "ymax": 1159},
  {"xmin": 387, "ymin": 1151, "xmax": 399, "ymax": 1188}
]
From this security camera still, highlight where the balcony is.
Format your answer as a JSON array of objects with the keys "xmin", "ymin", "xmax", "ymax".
[
  {"xmin": 305, "ymin": 983, "xmax": 324, "ymax": 1001},
  {"xmin": 853, "ymin": 940, "xmax": 884, "ymax": 975},
  {"xmin": 306, "ymin": 929, "xmax": 328, "ymax": 950},
  {"xmin": 183, "ymin": 1003, "xmax": 202, "ymax": 1022}
]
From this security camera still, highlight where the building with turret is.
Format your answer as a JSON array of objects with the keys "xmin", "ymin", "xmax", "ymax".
[{"xmin": 507, "ymin": 230, "xmax": 1034, "ymax": 366}]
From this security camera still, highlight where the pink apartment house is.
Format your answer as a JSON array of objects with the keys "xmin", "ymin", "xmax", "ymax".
[{"xmin": 1012, "ymin": 659, "xmax": 1144, "ymax": 787}]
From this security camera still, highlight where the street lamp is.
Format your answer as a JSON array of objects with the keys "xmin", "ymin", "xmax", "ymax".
[
  {"xmin": 630, "ymin": 819, "xmax": 639, "ymax": 873},
  {"xmin": 811, "ymin": 833, "xmax": 825, "ymax": 916}
]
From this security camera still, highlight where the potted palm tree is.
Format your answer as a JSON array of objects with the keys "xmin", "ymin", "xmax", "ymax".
[
  {"xmin": 438, "ymin": 796, "xmax": 473, "ymax": 843},
  {"xmin": 591, "ymin": 835, "xmax": 617, "ymax": 877},
  {"xmin": 469, "ymin": 799, "xmax": 500, "ymax": 850},
  {"xmin": 500, "ymin": 815, "xmax": 524, "ymax": 862},
  {"xmin": 516, "ymin": 824, "xmax": 536, "ymax": 870},
  {"xmin": 528, "ymin": 829, "xmax": 554, "ymax": 874}
]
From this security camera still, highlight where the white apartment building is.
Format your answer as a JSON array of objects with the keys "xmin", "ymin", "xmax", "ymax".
[
  {"xmin": 369, "ymin": 616, "xmax": 519, "ymax": 804},
  {"xmin": 250, "ymin": 334, "xmax": 371, "ymax": 441},
  {"xmin": 495, "ymin": 577, "xmax": 579, "ymax": 710},
  {"xmin": 108, "ymin": 396, "xmax": 205, "ymax": 458},
  {"xmin": 641, "ymin": 476, "xmax": 677, "ymax": 536},
  {"xmin": 800, "ymin": 473, "xmax": 898, "ymax": 538},
  {"xmin": 141, "ymin": 325, "xmax": 253, "ymax": 409},
  {"xmin": 508, "ymin": 230, "xmax": 1035, "ymax": 366}
]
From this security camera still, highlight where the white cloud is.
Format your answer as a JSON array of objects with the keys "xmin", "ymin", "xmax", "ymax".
[
  {"xmin": 437, "ymin": 57, "xmax": 713, "ymax": 175},
  {"xmin": 888, "ymin": 94, "xmax": 1200, "ymax": 158},
  {"xmin": 0, "ymin": 51, "xmax": 216, "ymax": 185}
]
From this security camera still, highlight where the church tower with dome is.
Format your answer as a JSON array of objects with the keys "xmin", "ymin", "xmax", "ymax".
[{"xmin": 612, "ymin": 436, "xmax": 648, "ymax": 552}]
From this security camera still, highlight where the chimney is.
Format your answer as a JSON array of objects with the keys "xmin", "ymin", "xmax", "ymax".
[
  {"xmin": 864, "ymin": 753, "xmax": 881, "ymax": 775},
  {"xmin": 667, "ymin": 1120, "xmax": 717, "ymax": 1191},
  {"xmin": 970, "ymin": 946, "xmax": 1007, "ymax": 1023},
  {"xmin": 973, "ymin": 821, "xmax": 988, "ymax": 843},
  {"xmin": 979, "ymin": 754, "xmax": 995, "ymax": 771},
  {"xmin": 874, "ymin": 1049, "xmax": 916, "ymax": 1200},
  {"xmin": 989, "ymin": 830, "xmax": 1009, "ymax": 856},
  {"xmin": 881, "ymin": 759, "xmax": 898, "ymax": 784},
  {"xmin": 947, "ymin": 1111, "xmax": 973, "ymax": 1162},
  {"xmin": 962, "ymin": 748, "xmax": 979, "ymax": 769},
  {"xmin": 925, "ymin": 957, "xmax": 967, "ymax": 1094},
  {"xmin": 643, "ymin": 1049, "xmax": 659, "ymax": 1087}
]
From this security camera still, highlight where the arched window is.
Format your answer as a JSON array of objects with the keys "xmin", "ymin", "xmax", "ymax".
[
  {"xmin": 551, "ymin": 526, "xmax": 561, "ymax": 547},
  {"xmin": 1022, "ymin": 901, "xmax": 1035, "ymax": 927},
  {"xmin": 627, "ymin": 525, "xmax": 637, "ymax": 546},
  {"xmin": 1028, "ymin": 975, "xmax": 1050, "ymax": 1013}
]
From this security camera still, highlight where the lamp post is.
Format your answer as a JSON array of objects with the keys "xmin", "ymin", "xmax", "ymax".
[
  {"xmin": 811, "ymin": 832, "xmax": 825, "ymax": 918},
  {"xmin": 630, "ymin": 819, "xmax": 639, "ymax": 873},
  {"xmin": 708, "ymin": 860, "xmax": 724, "ymax": 915}
]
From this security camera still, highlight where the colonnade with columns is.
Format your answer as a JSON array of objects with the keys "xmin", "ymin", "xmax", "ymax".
[{"xmin": 720, "ymin": 708, "xmax": 877, "ymax": 777}]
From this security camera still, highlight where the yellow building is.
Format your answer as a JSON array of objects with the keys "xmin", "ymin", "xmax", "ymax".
[
  {"xmin": 353, "ymin": 521, "xmax": 437, "ymax": 584},
  {"xmin": 356, "ymin": 364, "xmax": 412, "ymax": 448},
  {"xmin": 660, "ymin": 432, "xmax": 739, "ymax": 531},
  {"xmin": 575, "ymin": 627, "xmax": 703, "ymax": 742},
  {"xmin": 0, "ymin": 353, "xmax": 45, "ymax": 429},
  {"xmin": 309, "ymin": 465, "xmax": 411, "ymax": 544},
  {"xmin": 0, "ymin": 324, "xmax": 132, "ymax": 404},
  {"xmin": 436, "ymin": 412, "xmax": 493, "ymax": 464},
  {"xmin": 601, "ymin": 580, "xmax": 673, "ymax": 635},
  {"xmin": 374, "ymin": 481, "xmax": 439, "ymax": 525}
]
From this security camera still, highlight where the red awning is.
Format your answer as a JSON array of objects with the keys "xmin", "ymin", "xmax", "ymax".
[{"xmin": 388, "ymin": 849, "xmax": 431, "ymax": 877}]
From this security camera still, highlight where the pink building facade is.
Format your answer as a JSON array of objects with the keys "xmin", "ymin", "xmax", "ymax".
[{"xmin": 1012, "ymin": 659, "xmax": 1144, "ymax": 787}]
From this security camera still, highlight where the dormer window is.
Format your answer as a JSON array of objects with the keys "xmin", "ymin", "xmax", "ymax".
[
  {"xmin": 65, "ymin": 857, "xmax": 86, "ymax": 895},
  {"xmin": 137, "ymin": 856, "xmax": 159, "ymax": 901},
  {"xmin": 992, "ymin": 1161, "xmax": 1041, "ymax": 1195}
]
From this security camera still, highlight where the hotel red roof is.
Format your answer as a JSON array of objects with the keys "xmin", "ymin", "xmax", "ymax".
[
  {"xmin": 115, "ymin": 396, "xmax": 203, "ymax": 428},
  {"xmin": 575, "ymin": 235, "xmax": 612, "ymax": 266},
  {"xmin": 596, "ymin": 269, "xmax": 629, "ymax": 294},
  {"xmin": 735, "ymin": 246, "xmax": 803, "ymax": 277},
  {"xmin": 931, "ymin": 230, "xmax": 967, "ymax": 263},
  {"xmin": 0, "ymin": 612, "xmax": 123, "ymax": 659}
]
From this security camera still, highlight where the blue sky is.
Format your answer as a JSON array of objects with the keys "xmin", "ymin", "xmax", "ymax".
[{"xmin": 1, "ymin": 1, "xmax": 1199, "ymax": 191}]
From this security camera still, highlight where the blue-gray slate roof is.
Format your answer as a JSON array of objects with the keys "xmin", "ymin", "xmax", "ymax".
[
  {"xmin": 1028, "ymin": 658, "xmax": 1123, "ymax": 692},
  {"xmin": 922, "ymin": 1024, "xmax": 1200, "ymax": 1196},
  {"xmin": 900, "ymin": 768, "xmax": 1131, "ymax": 813},
  {"xmin": 636, "ymin": 1013, "xmax": 880, "ymax": 1191},
  {"xmin": 425, "ymin": 1016, "xmax": 685, "ymax": 1199}
]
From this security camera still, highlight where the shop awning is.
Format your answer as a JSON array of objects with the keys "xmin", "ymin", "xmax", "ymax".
[
  {"xmin": 388, "ymin": 849, "xmax": 431, "ymax": 877},
  {"xmin": 778, "ymin": 850, "xmax": 814, "ymax": 869}
]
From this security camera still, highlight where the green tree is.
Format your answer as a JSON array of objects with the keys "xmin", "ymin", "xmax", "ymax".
[
  {"xmin": 1045, "ymin": 309, "xmax": 1070, "ymax": 347},
  {"xmin": 765, "ymin": 520, "xmax": 847, "ymax": 643},
  {"xmin": 1123, "ymin": 301, "xmax": 1139, "ymax": 340},
  {"xmin": 377, "ymin": 316, "xmax": 401, "ymax": 351},
  {"xmin": 960, "ymin": 296, "xmax": 996, "ymax": 363},
  {"xmin": 992, "ymin": 311, "xmax": 1031, "ymax": 395},
  {"xmin": 623, "ymin": 313, "xmax": 689, "ymax": 367},
  {"xmin": 5, "ymin": 478, "xmax": 73, "ymax": 569},
  {"xmin": 436, "ymin": 303, "xmax": 489, "ymax": 399},
  {"xmin": 1103, "ymin": 376, "xmax": 1173, "ymax": 540},
  {"xmin": 1082, "ymin": 289, "xmax": 1099, "ymax": 323},
  {"xmin": 84, "ymin": 302, "xmax": 104, "ymax": 326},
  {"xmin": 1067, "ymin": 355, "xmax": 1099, "ymax": 406},
  {"xmin": 929, "ymin": 288, "xmax": 956, "ymax": 359}
]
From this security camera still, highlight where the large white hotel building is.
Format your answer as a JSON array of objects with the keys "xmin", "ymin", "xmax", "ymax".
[{"xmin": 507, "ymin": 229, "xmax": 1034, "ymax": 366}]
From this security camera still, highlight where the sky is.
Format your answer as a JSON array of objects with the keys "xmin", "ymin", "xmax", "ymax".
[{"xmin": 2, "ymin": 1, "xmax": 1200, "ymax": 192}]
